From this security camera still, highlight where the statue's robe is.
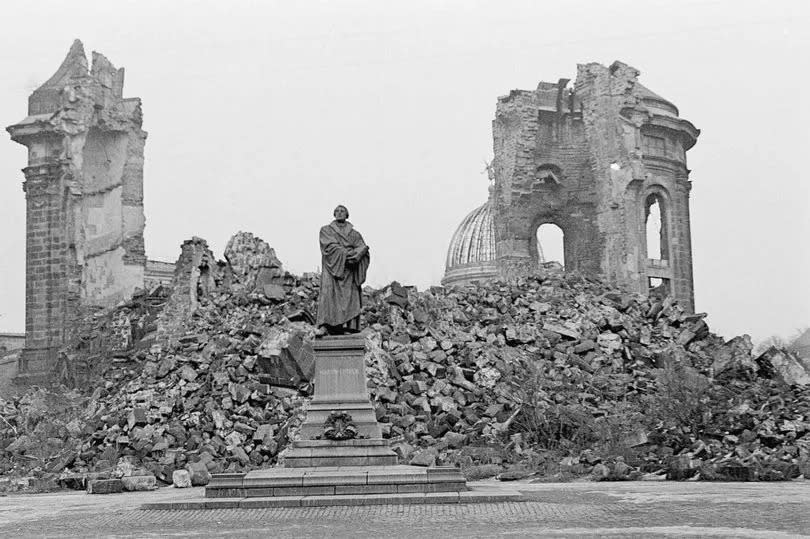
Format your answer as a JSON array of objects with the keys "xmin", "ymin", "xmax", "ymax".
[{"xmin": 317, "ymin": 220, "xmax": 369, "ymax": 330}]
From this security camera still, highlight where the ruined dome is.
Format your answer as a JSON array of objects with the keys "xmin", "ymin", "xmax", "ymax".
[
  {"xmin": 441, "ymin": 201, "xmax": 497, "ymax": 287},
  {"xmin": 635, "ymin": 82, "xmax": 679, "ymax": 117}
]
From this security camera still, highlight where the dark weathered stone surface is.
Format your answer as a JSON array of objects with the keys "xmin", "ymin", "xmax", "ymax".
[{"xmin": 86, "ymin": 478, "xmax": 123, "ymax": 494}]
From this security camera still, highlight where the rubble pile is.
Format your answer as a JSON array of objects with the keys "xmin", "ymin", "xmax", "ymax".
[
  {"xmin": 1, "ymin": 233, "xmax": 808, "ymax": 491},
  {"xmin": 361, "ymin": 275, "xmax": 810, "ymax": 481}
]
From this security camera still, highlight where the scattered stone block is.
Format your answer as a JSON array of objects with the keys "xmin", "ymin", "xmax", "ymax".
[
  {"xmin": 87, "ymin": 479, "xmax": 123, "ymax": 494},
  {"xmin": 172, "ymin": 470, "xmax": 192, "ymax": 488},
  {"xmin": 187, "ymin": 461, "xmax": 212, "ymax": 486}
]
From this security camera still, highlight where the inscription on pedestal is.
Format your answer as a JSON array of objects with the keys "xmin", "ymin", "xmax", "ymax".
[{"xmin": 284, "ymin": 334, "xmax": 397, "ymax": 467}]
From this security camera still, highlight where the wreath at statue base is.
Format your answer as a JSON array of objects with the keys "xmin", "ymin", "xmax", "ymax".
[{"xmin": 319, "ymin": 410, "xmax": 363, "ymax": 441}]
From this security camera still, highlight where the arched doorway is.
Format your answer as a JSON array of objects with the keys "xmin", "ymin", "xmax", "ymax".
[{"xmin": 536, "ymin": 223, "xmax": 565, "ymax": 267}]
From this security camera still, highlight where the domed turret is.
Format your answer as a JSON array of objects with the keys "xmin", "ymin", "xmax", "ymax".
[{"xmin": 441, "ymin": 201, "xmax": 497, "ymax": 287}]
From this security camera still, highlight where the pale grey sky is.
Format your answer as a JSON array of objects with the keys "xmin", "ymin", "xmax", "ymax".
[{"xmin": 1, "ymin": 0, "xmax": 808, "ymax": 344}]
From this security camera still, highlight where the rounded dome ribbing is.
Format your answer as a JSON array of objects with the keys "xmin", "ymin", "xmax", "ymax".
[{"xmin": 442, "ymin": 201, "xmax": 497, "ymax": 287}]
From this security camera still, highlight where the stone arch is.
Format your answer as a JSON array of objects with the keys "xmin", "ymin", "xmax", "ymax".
[
  {"xmin": 528, "ymin": 214, "xmax": 569, "ymax": 269},
  {"xmin": 536, "ymin": 223, "xmax": 565, "ymax": 266}
]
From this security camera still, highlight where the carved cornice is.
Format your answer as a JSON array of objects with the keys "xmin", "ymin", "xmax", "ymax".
[
  {"xmin": 642, "ymin": 155, "xmax": 689, "ymax": 173},
  {"xmin": 6, "ymin": 115, "xmax": 60, "ymax": 146},
  {"xmin": 645, "ymin": 114, "xmax": 700, "ymax": 150}
]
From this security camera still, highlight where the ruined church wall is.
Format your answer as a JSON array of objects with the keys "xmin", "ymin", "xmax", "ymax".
[
  {"xmin": 78, "ymin": 126, "xmax": 145, "ymax": 307},
  {"xmin": 6, "ymin": 41, "xmax": 148, "ymax": 381},
  {"xmin": 492, "ymin": 85, "xmax": 602, "ymax": 280},
  {"xmin": 489, "ymin": 61, "xmax": 698, "ymax": 311}
]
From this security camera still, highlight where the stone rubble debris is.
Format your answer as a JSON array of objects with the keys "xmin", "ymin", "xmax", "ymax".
[{"xmin": 1, "ymin": 232, "xmax": 808, "ymax": 493}]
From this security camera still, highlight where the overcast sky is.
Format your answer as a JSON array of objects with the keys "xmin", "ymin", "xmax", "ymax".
[{"xmin": 1, "ymin": 0, "xmax": 808, "ymax": 344}]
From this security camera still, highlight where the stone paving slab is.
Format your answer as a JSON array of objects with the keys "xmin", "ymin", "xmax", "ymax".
[
  {"xmin": 2, "ymin": 480, "xmax": 808, "ymax": 538},
  {"xmin": 144, "ymin": 486, "xmax": 523, "ymax": 510}
]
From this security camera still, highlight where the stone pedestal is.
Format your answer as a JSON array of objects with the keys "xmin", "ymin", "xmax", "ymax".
[
  {"xmin": 283, "ymin": 334, "xmax": 398, "ymax": 467},
  {"xmin": 204, "ymin": 333, "xmax": 474, "ymax": 506}
]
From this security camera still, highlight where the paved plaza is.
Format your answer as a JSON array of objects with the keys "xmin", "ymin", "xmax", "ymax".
[{"xmin": 1, "ymin": 479, "xmax": 808, "ymax": 538}]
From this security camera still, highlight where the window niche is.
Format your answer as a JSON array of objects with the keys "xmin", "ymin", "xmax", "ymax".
[
  {"xmin": 645, "ymin": 193, "xmax": 669, "ymax": 261},
  {"xmin": 534, "ymin": 164, "xmax": 562, "ymax": 186}
]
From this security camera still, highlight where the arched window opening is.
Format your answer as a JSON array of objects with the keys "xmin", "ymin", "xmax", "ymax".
[
  {"xmin": 536, "ymin": 223, "xmax": 564, "ymax": 267},
  {"xmin": 645, "ymin": 194, "xmax": 668, "ymax": 261}
]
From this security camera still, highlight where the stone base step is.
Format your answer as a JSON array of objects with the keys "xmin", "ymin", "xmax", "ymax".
[
  {"xmin": 283, "ymin": 440, "xmax": 398, "ymax": 468},
  {"xmin": 142, "ymin": 488, "xmax": 523, "ymax": 509},
  {"xmin": 283, "ymin": 439, "xmax": 399, "ymax": 468},
  {"xmin": 206, "ymin": 465, "xmax": 467, "ymax": 498}
]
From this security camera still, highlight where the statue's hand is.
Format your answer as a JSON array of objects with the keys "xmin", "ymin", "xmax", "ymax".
[{"xmin": 347, "ymin": 246, "xmax": 366, "ymax": 263}]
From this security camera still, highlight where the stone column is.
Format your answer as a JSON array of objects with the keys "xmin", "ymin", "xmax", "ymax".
[
  {"xmin": 671, "ymin": 181, "xmax": 695, "ymax": 312},
  {"xmin": 18, "ymin": 162, "xmax": 70, "ymax": 381}
]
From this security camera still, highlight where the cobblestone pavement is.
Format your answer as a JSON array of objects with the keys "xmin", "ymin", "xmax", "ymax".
[{"xmin": 1, "ymin": 479, "xmax": 808, "ymax": 538}]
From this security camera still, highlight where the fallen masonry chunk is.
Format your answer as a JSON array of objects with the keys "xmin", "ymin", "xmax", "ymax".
[
  {"xmin": 574, "ymin": 340, "xmax": 596, "ymax": 354},
  {"xmin": 263, "ymin": 284, "xmax": 286, "ymax": 301},
  {"xmin": 179, "ymin": 365, "xmax": 197, "ymax": 382},
  {"xmin": 384, "ymin": 281, "xmax": 409, "ymax": 308},
  {"xmin": 186, "ymin": 461, "xmax": 211, "ymax": 486},
  {"xmin": 597, "ymin": 332, "xmax": 622, "ymax": 353},
  {"xmin": 410, "ymin": 447, "xmax": 438, "ymax": 467},
  {"xmin": 543, "ymin": 322, "xmax": 580, "ymax": 340},
  {"xmin": 87, "ymin": 479, "xmax": 123, "ymax": 495},
  {"xmin": 172, "ymin": 470, "xmax": 192, "ymax": 488}
]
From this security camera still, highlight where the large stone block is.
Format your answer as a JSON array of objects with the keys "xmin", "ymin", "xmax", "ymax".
[{"xmin": 87, "ymin": 479, "xmax": 123, "ymax": 494}]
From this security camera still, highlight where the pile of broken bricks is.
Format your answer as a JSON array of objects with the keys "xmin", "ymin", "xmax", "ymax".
[{"xmin": 2, "ymin": 232, "xmax": 809, "ymax": 498}]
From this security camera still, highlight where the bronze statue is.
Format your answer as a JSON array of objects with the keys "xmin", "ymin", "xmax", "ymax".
[{"xmin": 316, "ymin": 205, "xmax": 370, "ymax": 335}]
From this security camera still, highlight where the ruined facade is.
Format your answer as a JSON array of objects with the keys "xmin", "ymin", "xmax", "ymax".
[
  {"xmin": 6, "ymin": 41, "xmax": 170, "ymax": 383},
  {"xmin": 444, "ymin": 61, "xmax": 700, "ymax": 311}
]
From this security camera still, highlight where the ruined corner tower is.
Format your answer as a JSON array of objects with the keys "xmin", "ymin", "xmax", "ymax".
[
  {"xmin": 444, "ymin": 61, "xmax": 700, "ymax": 311},
  {"xmin": 6, "ymin": 40, "xmax": 148, "ymax": 382}
]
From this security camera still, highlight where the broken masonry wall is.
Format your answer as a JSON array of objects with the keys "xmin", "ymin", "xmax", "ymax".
[
  {"xmin": 492, "ymin": 80, "xmax": 602, "ymax": 281},
  {"xmin": 6, "ymin": 41, "xmax": 148, "ymax": 382},
  {"xmin": 156, "ymin": 238, "xmax": 221, "ymax": 346},
  {"xmin": 576, "ymin": 61, "xmax": 698, "ymax": 310},
  {"xmin": 491, "ymin": 90, "xmax": 541, "ymax": 278},
  {"xmin": 144, "ymin": 260, "xmax": 175, "ymax": 290},
  {"xmin": 491, "ymin": 60, "xmax": 699, "ymax": 311},
  {"xmin": 224, "ymin": 231, "xmax": 286, "ymax": 295},
  {"xmin": 576, "ymin": 62, "xmax": 641, "ymax": 291},
  {"xmin": 78, "ymin": 125, "xmax": 145, "ymax": 307},
  {"xmin": 527, "ymin": 81, "xmax": 601, "ymax": 276}
]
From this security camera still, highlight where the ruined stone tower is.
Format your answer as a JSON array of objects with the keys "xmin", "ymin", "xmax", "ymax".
[
  {"xmin": 444, "ymin": 61, "xmax": 700, "ymax": 311},
  {"xmin": 6, "ymin": 41, "xmax": 148, "ymax": 382}
]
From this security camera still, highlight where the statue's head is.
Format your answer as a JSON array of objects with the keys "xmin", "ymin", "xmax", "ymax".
[{"xmin": 333, "ymin": 205, "xmax": 349, "ymax": 222}]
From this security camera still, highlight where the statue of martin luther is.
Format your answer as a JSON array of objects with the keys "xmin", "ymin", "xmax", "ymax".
[{"xmin": 316, "ymin": 205, "xmax": 369, "ymax": 335}]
